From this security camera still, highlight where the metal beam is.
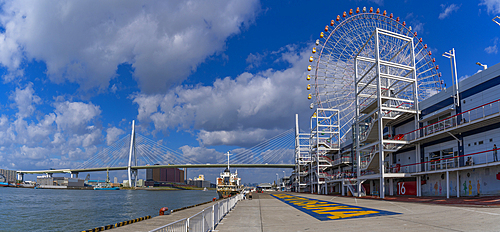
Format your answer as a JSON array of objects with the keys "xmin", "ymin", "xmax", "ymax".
[{"xmin": 17, "ymin": 164, "xmax": 295, "ymax": 174}]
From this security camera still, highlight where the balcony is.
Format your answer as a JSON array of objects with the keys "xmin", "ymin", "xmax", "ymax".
[{"xmin": 403, "ymin": 99, "xmax": 500, "ymax": 142}]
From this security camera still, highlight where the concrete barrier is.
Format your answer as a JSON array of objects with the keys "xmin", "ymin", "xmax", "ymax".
[{"xmin": 81, "ymin": 215, "xmax": 151, "ymax": 232}]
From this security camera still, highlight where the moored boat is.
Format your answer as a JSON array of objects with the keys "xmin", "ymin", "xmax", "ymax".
[
  {"xmin": 216, "ymin": 152, "xmax": 242, "ymax": 198},
  {"xmin": 0, "ymin": 174, "xmax": 8, "ymax": 187},
  {"xmin": 94, "ymin": 168, "xmax": 120, "ymax": 190},
  {"xmin": 94, "ymin": 183, "xmax": 120, "ymax": 190}
]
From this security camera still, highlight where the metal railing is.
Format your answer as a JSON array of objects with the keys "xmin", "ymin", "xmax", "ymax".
[
  {"xmin": 386, "ymin": 148, "xmax": 500, "ymax": 174},
  {"xmin": 402, "ymin": 99, "xmax": 500, "ymax": 141},
  {"xmin": 150, "ymin": 194, "xmax": 243, "ymax": 232}
]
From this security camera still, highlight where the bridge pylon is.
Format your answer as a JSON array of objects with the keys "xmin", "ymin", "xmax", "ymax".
[{"xmin": 127, "ymin": 120, "xmax": 138, "ymax": 188}]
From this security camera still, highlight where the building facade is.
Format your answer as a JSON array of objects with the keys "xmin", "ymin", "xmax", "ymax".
[
  {"xmin": 295, "ymin": 60, "xmax": 500, "ymax": 198},
  {"xmin": 0, "ymin": 169, "xmax": 17, "ymax": 183}
]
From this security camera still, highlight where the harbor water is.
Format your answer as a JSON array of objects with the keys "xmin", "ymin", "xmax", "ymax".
[{"xmin": 0, "ymin": 187, "xmax": 217, "ymax": 232}]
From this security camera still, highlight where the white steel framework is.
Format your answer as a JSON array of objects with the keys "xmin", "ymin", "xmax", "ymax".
[
  {"xmin": 299, "ymin": 7, "xmax": 443, "ymax": 197},
  {"xmin": 293, "ymin": 114, "xmax": 311, "ymax": 192},
  {"xmin": 309, "ymin": 108, "xmax": 340, "ymax": 194},
  {"xmin": 355, "ymin": 28, "xmax": 419, "ymax": 198}
]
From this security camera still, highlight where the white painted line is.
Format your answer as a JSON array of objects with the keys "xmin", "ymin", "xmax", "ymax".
[
  {"xmin": 454, "ymin": 207, "xmax": 500, "ymax": 216},
  {"xmin": 387, "ymin": 201, "xmax": 414, "ymax": 213},
  {"xmin": 329, "ymin": 197, "xmax": 337, "ymax": 201}
]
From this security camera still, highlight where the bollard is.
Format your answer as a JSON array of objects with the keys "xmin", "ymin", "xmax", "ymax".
[{"xmin": 159, "ymin": 207, "xmax": 169, "ymax": 215}]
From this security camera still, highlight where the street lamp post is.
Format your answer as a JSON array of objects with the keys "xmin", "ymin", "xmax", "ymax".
[
  {"xmin": 442, "ymin": 48, "xmax": 460, "ymax": 107},
  {"xmin": 276, "ymin": 173, "xmax": 278, "ymax": 190},
  {"xmin": 282, "ymin": 171, "xmax": 286, "ymax": 191}
]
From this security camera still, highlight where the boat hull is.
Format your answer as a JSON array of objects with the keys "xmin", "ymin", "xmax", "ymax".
[
  {"xmin": 0, "ymin": 182, "xmax": 8, "ymax": 187},
  {"xmin": 217, "ymin": 190, "xmax": 239, "ymax": 199},
  {"xmin": 94, "ymin": 187, "xmax": 120, "ymax": 190}
]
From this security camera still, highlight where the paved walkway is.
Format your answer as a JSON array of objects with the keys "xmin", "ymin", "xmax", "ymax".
[
  {"xmin": 111, "ymin": 201, "xmax": 216, "ymax": 231},
  {"xmin": 215, "ymin": 192, "xmax": 500, "ymax": 232},
  {"xmin": 362, "ymin": 195, "xmax": 500, "ymax": 206}
]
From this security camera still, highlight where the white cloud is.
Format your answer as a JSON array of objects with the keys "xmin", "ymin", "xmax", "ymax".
[
  {"xmin": 480, "ymin": 0, "xmax": 500, "ymax": 14},
  {"xmin": 368, "ymin": 0, "xmax": 384, "ymax": 5},
  {"xmin": 459, "ymin": 75, "xmax": 470, "ymax": 82},
  {"xmin": 485, "ymin": 38, "xmax": 499, "ymax": 54},
  {"xmin": 54, "ymin": 101, "xmax": 101, "ymax": 132},
  {"xmin": 10, "ymin": 83, "xmax": 41, "ymax": 119},
  {"xmin": 179, "ymin": 145, "xmax": 222, "ymax": 164},
  {"xmin": 132, "ymin": 45, "xmax": 313, "ymax": 147},
  {"xmin": 0, "ymin": 0, "xmax": 260, "ymax": 93},
  {"xmin": 439, "ymin": 4, "xmax": 460, "ymax": 19},
  {"xmin": 0, "ymin": 84, "xmax": 110, "ymax": 170},
  {"xmin": 246, "ymin": 52, "xmax": 266, "ymax": 70},
  {"xmin": 106, "ymin": 127, "xmax": 125, "ymax": 146},
  {"xmin": 197, "ymin": 128, "xmax": 282, "ymax": 147}
]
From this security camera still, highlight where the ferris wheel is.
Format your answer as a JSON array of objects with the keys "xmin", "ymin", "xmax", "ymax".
[{"xmin": 307, "ymin": 7, "xmax": 443, "ymax": 144}]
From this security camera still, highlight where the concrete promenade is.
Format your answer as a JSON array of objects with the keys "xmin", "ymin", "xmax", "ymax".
[
  {"xmin": 216, "ymin": 192, "xmax": 500, "ymax": 232},
  {"xmin": 111, "ymin": 200, "xmax": 217, "ymax": 231}
]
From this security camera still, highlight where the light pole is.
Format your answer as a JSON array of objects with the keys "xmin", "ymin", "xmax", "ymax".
[
  {"xmin": 283, "ymin": 171, "xmax": 286, "ymax": 191},
  {"xmin": 443, "ymin": 48, "xmax": 460, "ymax": 107},
  {"xmin": 276, "ymin": 173, "xmax": 278, "ymax": 190},
  {"xmin": 493, "ymin": 16, "xmax": 500, "ymax": 26},
  {"xmin": 476, "ymin": 62, "xmax": 487, "ymax": 70}
]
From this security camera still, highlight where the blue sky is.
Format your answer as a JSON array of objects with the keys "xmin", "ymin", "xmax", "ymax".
[{"xmin": 0, "ymin": 0, "xmax": 499, "ymax": 184}]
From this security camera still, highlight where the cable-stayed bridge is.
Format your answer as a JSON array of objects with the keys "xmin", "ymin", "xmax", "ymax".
[{"xmin": 17, "ymin": 121, "xmax": 295, "ymax": 186}]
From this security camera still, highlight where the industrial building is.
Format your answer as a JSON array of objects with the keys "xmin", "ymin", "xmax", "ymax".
[
  {"xmin": 36, "ymin": 174, "xmax": 84, "ymax": 189},
  {"xmin": 145, "ymin": 166, "xmax": 185, "ymax": 186},
  {"xmin": 0, "ymin": 169, "xmax": 16, "ymax": 183}
]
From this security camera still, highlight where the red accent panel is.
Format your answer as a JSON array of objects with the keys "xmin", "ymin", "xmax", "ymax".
[{"xmin": 397, "ymin": 181, "xmax": 417, "ymax": 195}]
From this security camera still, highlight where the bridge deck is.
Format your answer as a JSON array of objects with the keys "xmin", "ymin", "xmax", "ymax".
[{"xmin": 18, "ymin": 164, "xmax": 295, "ymax": 174}]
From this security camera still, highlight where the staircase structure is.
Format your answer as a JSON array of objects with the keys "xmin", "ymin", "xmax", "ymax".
[
  {"xmin": 293, "ymin": 114, "xmax": 311, "ymax": 193},
  {"xmin": 354, "ymin": 28, "xmax": 419, "ymax": 198},
  {"xmin": 309, "ymin": 108, "xmax": 340, "ymax": 194}
]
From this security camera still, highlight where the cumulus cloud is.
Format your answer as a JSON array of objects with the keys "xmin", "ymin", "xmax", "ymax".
[
  {"xmin": 179, "ymin": 145, "xmax": 222, "ymax": 164},
  {"xmin": 197, "ymin": 128, "xmax": 282, "ymax": 147},
  {"xmin": 132, "ymin": 45, "xmax": 313, "ymax": 147},
  {"xmin": 106, "ymin": 127, "xmax": 125, "ymax": 146},
  {"xmin": 0, "ymin": 86, "xmax": 107, "ymax": 170},
  {"xmin": 480, "ymin": 0, "xmax": 500, "ymax": 14},
  {"xmin": 0, "ymin": 0, "xmax": 260, "ymax": 93},
  {"xmin": 439, "ymin": 4, "xmax": 460, "ymax": 19},
  {"xmin": 11, "ymin": 83, "xmax": 41, "ymax": 119},
  {"xmin": 54, "ymin": 101, "xmax": 101, "ymax": 132}
]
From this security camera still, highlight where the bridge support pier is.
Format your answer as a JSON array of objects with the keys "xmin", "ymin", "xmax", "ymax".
[
  {"xmin": 17, "ymin": 172, "xmax": 24, "ymax": 182},
  {"xmin": 127, "ymin": 120, "xmax": 137, "ymax": 188},
  {"xmin": 70, "ymin": 172, "xmax": 79, "ymax": 179}
]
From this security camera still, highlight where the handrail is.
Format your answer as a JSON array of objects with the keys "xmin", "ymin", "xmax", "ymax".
[
  {"xmin": 397, "ymin": 148, "xmax": 498, "ymax": 170},
  {"xmin": 403, "ymin": 98, "xmax": 500, "ymax": 138},
  {"xmin": 150, "ymin": 194, "xmax": 243, "ymax": 232}
]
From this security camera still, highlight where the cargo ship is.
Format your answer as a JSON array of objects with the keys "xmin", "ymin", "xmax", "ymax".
[
  {"xmin": 216, "ymin": 152, "xmax": 242, "ymax": 198},
  {"xmin": 216, "ymin": 168, "xmax": 241, "ymax": 198}
]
